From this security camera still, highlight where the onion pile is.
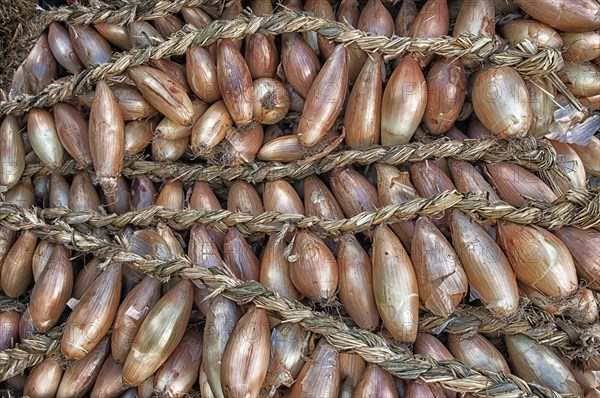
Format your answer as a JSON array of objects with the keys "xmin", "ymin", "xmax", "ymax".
[{"xmin": 1, "ymin": 0, "xmax": 600, "ymax": 396}]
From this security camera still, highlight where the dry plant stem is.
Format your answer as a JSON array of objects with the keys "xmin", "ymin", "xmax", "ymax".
[
  {"xmin": 39, "ymin": 0, "xmax": 228, "ymax": 26},
  {"xmin": 3, "ymin": 189, "xmax": 597, "ymax": 237},
  {"xmin": 1, "ymin": 10, "xmax": 567, "ymax": 116},
  {"xmin": 23, "ymin": 137, "xmax": 558, "ymax": 182},
  {"xmin": 0, "ymin": 296, "xmax": 27, "ymax": 313},
  {"xmin": 0, "ymin": 219, "xmax": 587, "ymax": 398},
  {"xmin": 0, "ymin": 323, "xmax": 63, "ymax": 382}
]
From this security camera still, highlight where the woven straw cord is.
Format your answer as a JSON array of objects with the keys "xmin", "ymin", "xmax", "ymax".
[
  {"xmin": 7, "ymin": 189, "xmax": 597, "ymax": 236},
  {"xmin": 21, "ymin": 137, "xmax": 558, "ymax": 182},
  {"xmin": 38, "ymin": 0, "xmax": 227, "ymax": 26},
  {"xmin": 0, "ymin": 206, "xmax": 596, "ymax": 397},
  {"xmin": 0, "ymin": 9, "xmax": 566, "ymax": 116}
]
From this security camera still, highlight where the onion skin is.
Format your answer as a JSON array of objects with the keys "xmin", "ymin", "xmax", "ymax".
[
  {"xmin": 559, "ymin": 62, "xmax": 600, "ymax": 97},
  {"xmin": 375, "ymin": 164, "xmax": 418, "ymax": 251},
  {"xmin": 329, "ymin": 167, "xmax": 379, "ymax": 218},
  {"xmin": 217, "ymin": 39, "xmax": 254, "ymax": 128},
  {"xmin": 265, "ymin": 323, "xmax": 307, "ymax": 390},
  {"xmin": 409, "ymin": 0, "xmax": 449, "ymax": 67},
  {"xmin": 501, "ymin": 19, "xmax": 564, "ymax": 49},
  {"xmin": 447, "ymin": 333, "xmax": 511, "ymax": 373},
  {"xmin": 191, "ymin": 100, "xmax": 234, "ymax": 155},
  {"xmin": 448, "ymin": 159, "xmax": 500, "ymax": 201},
  {"xmin": 353, "ymin": 364, "xmax": 398, "ymax": 398},
  {"xmin": 563, "ymin": 31, "xmax": 600, "ymax": 63},
  {"xmin": 252, "ymin": 78, "xmax": 290, "ymax": 125},
  {"xmin": 245, "ymin": 33, "xmax": 277, "ymax": 79},
  {"xmin": 405, "ymin": 381, "xmax": 447, "ymax": 398},
  {"xmin": 513, "ymin": 0, "xmax": 600, "ymax": 32},
  {"xmin": 109, "ymin": 84, "xmax": 159, "ymax": 121},
  {"xmin": 336, "ymin": 0, "xmax": 360, "ymax": 27},
  {"xmin": 89, "ymin": 81, "xmax": 125, "ymax": 193},
  {"xmin": 395, "ymin": 0, "xmax": 417, "ymax": 36},
  {"xmin": 122, "ymin": 279, "xmax": 193, "ymax": 386},
  {"xmin": 411, "ymin": 217, "xmax": 468, "ymax": 317},
  {"xmin": 505, "ymin": 334, "xmax": 583, "ymax": 396},
  {"xmin": 257, "ymin": 135, "xmax": 303, "ymax": 162},
  {"xmin": 220, "ymin": 307, "xmax": 270, "ymax": 398},
  {"xmin": 344, "ymin": 54, "xmax": 382, "ymax": 147},
  {"xmin": 281, "ymin": 33, "xmax": 321, "ymax": 99},
  {"xmin": 30, "ymin": 246, "xmax": 73, "ymax": 332},
  {"xmin": 453, "ymin": 0, "xmax": 495, "ymax": 68},
  {"xmin": 223, "ymin": 227, "xmax": 260, "ymax": 281},
  {"xmin": 22, "ymin": 34, "xmax": 57, "ymax": 94},
  {"xmin": 61, "ymin": 263, "xmax": 122, "ymax": 361},
  {"xmin": 23, "ymin": 357, "xmax": 63, "ymax": 398},
  {"xmin": 111, "ymin": 276, "xmax": 161, "ymax": 363},
  {"xmin": 94, "ymin": 22, "xmax": 131, "ymax": 50},
  {"xmin": 260, "ymin": 235, "xmax": 301, "ymax": 300},
  {"xmin": 570, "ymin": 137, "xmax": 600, "ymax": 177},
  {"xmin": 358, "ymin": 0, "xmax": 394, "ymax": 37},
  {"xmin": 484, "ymin": 162, "xmax": 557, "ymax": 207},
  {"xmin": 472, "ymin": 66, "xmax": 532, "ymax": 138},
  {"xmin": 48, "ymin": 21, "xmax": 84, "ymax": 74},
  {"xmin": 450, "ymin": 211, "xmax": 519, "ymax": 317},
  {"xmin": 381, "ymin": 56, "xmax": 427, "ymax": 145},
  {"xmin": 497, "ymin": 221, "xmax": 578, "ymax": 298},
  {"xmin": 372, "ymin": 225, "xmax": 419, "ymax": 343},
  {"xmin": 90, "ymin": 356, "xmax": 128, "ymax": 398},
  {"xmin": 423, "ymin": 57, "xmax": 466, "ymax": 135},
  {"xmin": 128, "ymin": 21, "xmax": 164, "ymax": 48},
  {"xmin": 27, "ymin": 108, "xmax": 64, "ymax": 169},
  {"xmin": 553, "ymin": 226, "xmax": 600, "ymax": 290},
  {"xmin": 227, "ymin": 180, "xmax": 263, "ymax": 217},
  {"xmin": 526, "ymin": 78, "xmax": 555, "ymax": 138},
  {"xmin": 303, "ymin": 175, "xmax": 344, "ymax": 220},
  {"xmin": 54, "ymin": 102, "xmax": 92, "ymax": 166},
  {"xmin": 337, "ymin": 234, "xmax": 380, "ymax": 330},
  {"xmin": 263, "ymin": 179, "xmax": 304, "ymax": 215},
  {"xmin": 0, "ymin": 311, "xmax": 20, "ymax": 350},
  {"xmin": 203, "ymin": 296, "xmax": 242, "ymax": 398},
  {"xmin": 128, "ymin": 66, "xmax": 195, "ymax": 127},
  {"xmin": 68, "ymin": 25, "xmax": 112, "ymax": 68},
  {"xmin": 548, "ymin": 139, "xmax": 587, "ymax": 193},
  {"xmin": 290, "ymin": 230, "xmax": 338, "ymax": 302},
  {"xmin": 154, "ymin": 329, "xmax": 203, "ymax": 397},
  {"xmin": 289, "ymin": 340, "xmax": 340, "ymax": 398},
  {"xmin": 1, "ymin": 231, "xmax": 38, "ymax": 298},
  {"xmin": 297, "ymin": 44, "xmax": 348, "ymax": 148},
  {"xmin": 187, "ymin": 46, "xmax": 221, "ymax": 103},
  {"xmin": 0, "ymin": 116, "xmax": 25, "ymax": 191},
  {"xmin": 56, "ymin": 337, "xmax": 111, "ymax": 398}
]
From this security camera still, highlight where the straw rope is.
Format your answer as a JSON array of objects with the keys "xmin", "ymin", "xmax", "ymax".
[
  {"xmin": 0, "ymin": 9, "xmax": 566, "ymax": 116},
  {"xmin": 0, "ymin": 206, "xmax": 596, "ymax": 394},
  {"xmin": 8, "ymin": 189, "xmax": 597, "ymax": 236},
  {"xmin": 38, "ymin": 0, "xmax": 227, "ymax": 27},
  {"xmin": 0, "ymin": 323, "xmax": 62, "ymax": 382},
  {"xmin": 21, "ymin": 137, "xmax": 558, "ymax": 182},
  {"xmin": 0, "ymin": 296, "xmax": 27, "ymax": 313}
]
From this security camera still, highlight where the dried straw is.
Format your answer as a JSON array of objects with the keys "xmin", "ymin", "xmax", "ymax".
[
  {"xmin": 0, "ymin": 9, "xmax": 567, "ymax": 116},
  {"xmin": 21, "ymin": 137, "xmax": 558, "ymax": 182},
  {"xmin": 0, "ymin": 205, "xmax": 595, "ymax": 397},
  {"xmin": 9, "ymin": 189, "xmax": 597, "ymax": 237},
  {"xmin": 39, "ymin": 0, "xmax": 227, "ymax": 26}
]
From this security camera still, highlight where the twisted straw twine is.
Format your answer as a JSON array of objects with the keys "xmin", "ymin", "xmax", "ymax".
[
  {"xmin": 0, "ymin": 9, "xmax": 567, "ymax": 116},
  {"xmin": 0, "ymin": 205, "xmax": 596, "ymax": 397},
  {"xmin": 11, "ymin": 189, "xmax": 598, "ymax": 235},
  {"xmin": 38, "ymin": 0, "xmax": 228, "ymax": 27},
  {"xmin": 21, "ymin": 137, "xmax": 558, "ymax": 182}
]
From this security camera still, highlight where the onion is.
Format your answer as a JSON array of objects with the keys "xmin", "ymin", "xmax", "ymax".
[
  {"xmin": 217, "ymin": 39, "xmax": 254, "ymax": 127},
  {"xmin": 472, "ymin": 66, "xmax": 532, "ymax": 137},
  {"xmin": 513, "ymin": 0, "xmax": 600, "ymax": 32},
  {"xmin": 563, "ymin": 31, "xmax": 600, "ymax": 63},
  {"xmin": 423, "ymin": 57, "xmax": 466, "ymax": 135},
  {"xmin": 381, "ymin": 56, "xmax": 426, "ymax": 145},
  {"xmin": 297, "ymin": 44, "xmax": 348, "ymax": 148},
  {"xmin": 252, "ymin": 78, "xmax": 290, "ymax": 125}
]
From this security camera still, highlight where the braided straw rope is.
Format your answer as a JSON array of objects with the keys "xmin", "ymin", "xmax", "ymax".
[
  {"xmin": 10, "ymin": 189, "xmax": 598, "ymax": 234},
  {"xmin": 38, "ymin": 0, "xmax": 228, "ymax": 26},
  {"xmin": 0, "ymin": 205, "xmax": 596, "ymax": 396},
  {"xmin": 1, "ymin": 9, "xmax": 567, "ymax": 116},
  {"xmin": 21, "ymin": 137, "xmax": 558, "ymax": 182}
]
